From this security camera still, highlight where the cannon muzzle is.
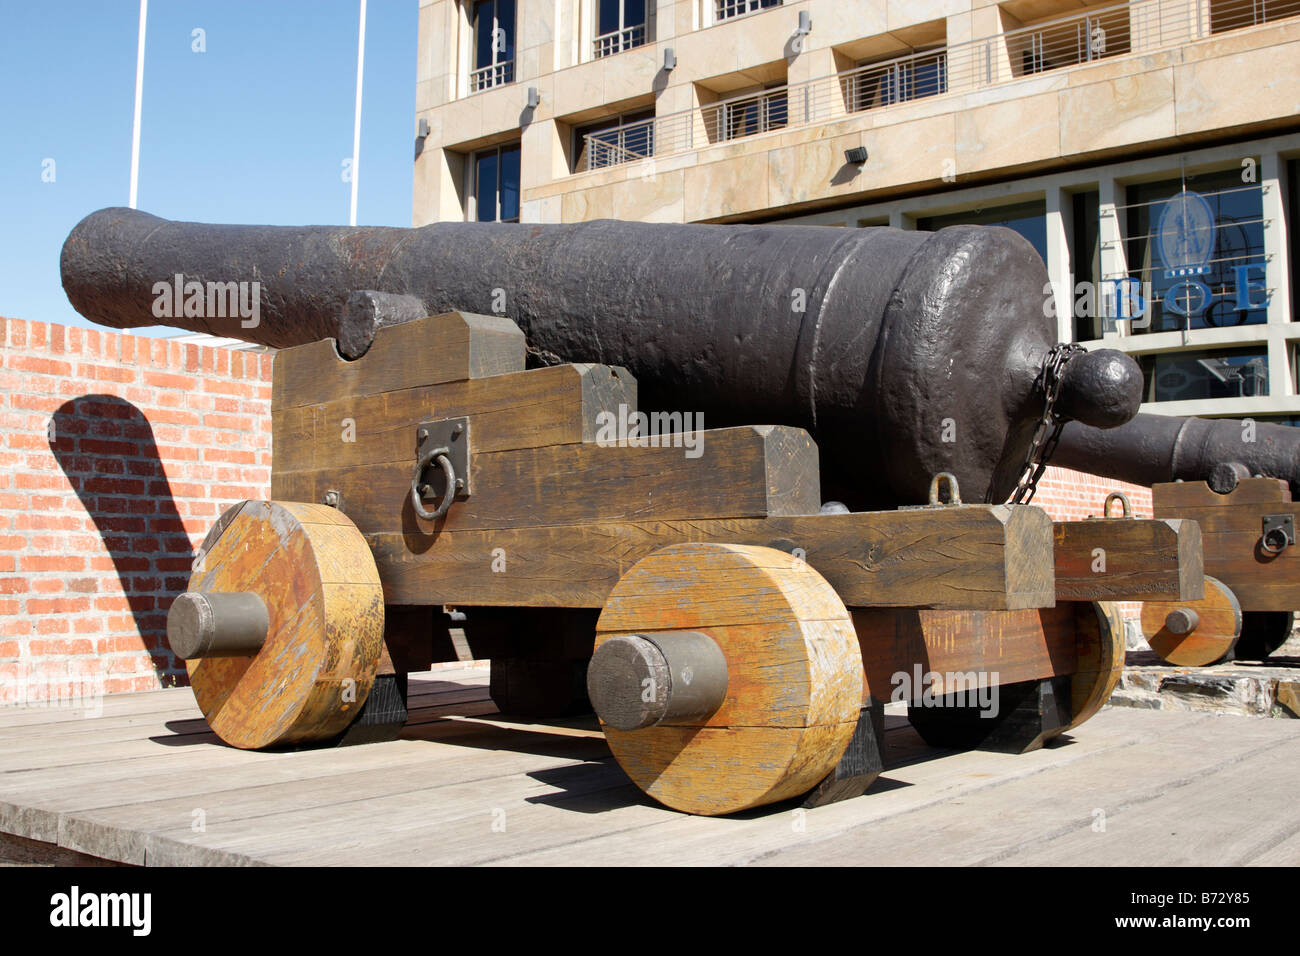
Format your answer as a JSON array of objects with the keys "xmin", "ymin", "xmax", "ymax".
[{"xmin": 61, "ymin": 207, "xmax": 1143, "ymax": 508}]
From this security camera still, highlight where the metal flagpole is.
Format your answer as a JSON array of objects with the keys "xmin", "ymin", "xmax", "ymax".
[
  {"xmin": 128, "ymin": 0, "xmax": 148, "ymax": 209},
  {"xmin": 349, "ymin": 0, "xmax": 367, "ymax": 226}
]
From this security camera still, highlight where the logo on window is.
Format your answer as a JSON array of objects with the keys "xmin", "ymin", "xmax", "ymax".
[{"xmin": 1156, "ymin": 190, "xmax": 1216, "ymax": 317}]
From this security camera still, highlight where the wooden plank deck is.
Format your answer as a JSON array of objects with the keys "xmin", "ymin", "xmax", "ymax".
[{"xmin": 1, "ymin": 668, "xmax": 1298, "ymax": 866}]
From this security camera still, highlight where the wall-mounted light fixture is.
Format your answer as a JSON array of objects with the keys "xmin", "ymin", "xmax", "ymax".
[
  {"xmin": 527, "ymin": 86, "xmax": 541, "ymax": 109},
  {"xmin": 415, "ymin": 117, "xmax": 432, "ymax": 159},
  {"xmin": 664, "ymin": 48, "xmax": 677, "ymax": 71},
  {"xmin": 844, "ymin": 146, "xmax": 869, "ymax": 165},
  {"xmin": 796, "ymin": 11, "xmax": 812, "ymax": 36}
]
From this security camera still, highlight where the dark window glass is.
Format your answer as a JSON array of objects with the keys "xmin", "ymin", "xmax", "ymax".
[
  {"xmin": 474, "ymin": 149, "xmax": 499, "ymax": 222},
  {"xmin": 496, "ymin": 0, "xmax": 516, "ymax": 63},
  {"xmin": 1072, "ymin": 190, "xmax": 1101, "ymax": 341},
  {"xmin": 599, "ymin": 0, "xmax": 622, "ymax": 34},
  {"xmin": 916, "ymin": 200, "xmax": 1049, "ymax": 269},
  {"xmin": 573, "ymin": 109, "xmax": 654, "ymax": 171},
  {"xmin": 473, "ymin": 0, "xmax": 495, "ymax": 71},
  {"xmin": 1124, "ymin": 168, "xmax": 1267, "ymax": 334},
  {"xmin": 473, "ymin": 0, "xmax": 514, "ymax": 70},
  {"xmin": 1140, "ymin": 347, "xmax": 1270, "ymax": 402},
  {"xmin": 499, "ymin": 144, "xmax": 520, "ymax": 222},
  {"xmin": 626, "ymin": 0, "xmax": 646, "ymax": 26}
]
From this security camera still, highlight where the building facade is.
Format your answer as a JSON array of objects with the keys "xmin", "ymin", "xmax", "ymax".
[{"xmin": 413, "ymin": 0, "xmax": 1300, "ymax": 422}]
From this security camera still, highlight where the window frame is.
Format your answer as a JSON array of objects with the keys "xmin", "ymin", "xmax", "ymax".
[
  {"xmin": 469, "ymin": 0, "xmax": 516, "ymax": 93},
  {"xmin": 469, "ymin": 142, "xmax": 522, "ymax": 223}
]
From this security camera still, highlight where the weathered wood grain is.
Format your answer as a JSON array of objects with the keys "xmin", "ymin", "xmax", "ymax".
[
  {"xmin": 272, "ymin": 311, "xmax": 526, "ymax": 410},
  {"xmin": 1053, "ymin": 517, "xmax": 1203, "ymax": 602},
  {"xmin": 271, "ymin": 363, "xmax": 638, "ymax": 472},
  {"xmin": 273, "ymin": 424, "xmax": 821, "ymax": 533},
  {"xmin": 365, "ymin": 504, "xmax": 1055, "ymax": 610},
  {"xmin": 595, "ymin": 543, "xmax": 862, "ymax": 815},
  {"xmin": 1153, "ymin": 478, "xmax": 1300, "ymax": 611},
  {"xmin": 1142, "ymin": 575, "xmax": 1243, "ymax": 667}
]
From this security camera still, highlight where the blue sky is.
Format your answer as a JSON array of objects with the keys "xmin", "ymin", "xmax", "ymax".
[{"xmin": 0, "ymin": 0, "xmax": 418, "ymax": 335}]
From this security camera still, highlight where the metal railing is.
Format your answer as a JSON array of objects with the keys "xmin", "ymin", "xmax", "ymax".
[
  {"xmin": 715, "ymin": 0, "xmax": 782, "ymax": 22},
  {"xmin": 470, "ymin": 60, "xmax": 514, "ymax": 93},
  {"xmin": 595, "ymin": 24, "xmax": 647, "ymax": 58},
  {"xmin": 579, "ymin": 0, "xmax": 1300, "ymax": 170},
  {"xmin": 585, "ymin": 121, "xmax": 656, "ymax": 170}
]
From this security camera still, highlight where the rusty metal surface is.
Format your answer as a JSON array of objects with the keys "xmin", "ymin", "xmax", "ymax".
[{"xmin": 61, "ymin": 206, "xmax": 1144, "ymax": 509}]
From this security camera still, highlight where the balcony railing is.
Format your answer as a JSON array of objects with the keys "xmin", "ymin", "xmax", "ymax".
[
  {"xmin": 585, "ymin": 120, "xmax": 656, "ymax": 170},
  {"xmin": 595, "ymin": 24, "xmax": 647, "ymax": 58},
  {"xmin": 579, "ymin": 0, "xmax": 1300, "ymax": 171},
  {"xmin": 470, "ymin": 60, "xmax": 514, "ymax": 93},
  {"xmin": 715, "ymin": 0, "xmax": 781, "ymax": 22}
]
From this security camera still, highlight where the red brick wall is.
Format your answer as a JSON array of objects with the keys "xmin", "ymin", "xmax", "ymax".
[
  {"xmin": 0, "ymin": 318, "xmax": 272, "ymax": 705},
  {"xmin": 0, "ymin": 316, "xmax": 1157, "ymax": 704}
]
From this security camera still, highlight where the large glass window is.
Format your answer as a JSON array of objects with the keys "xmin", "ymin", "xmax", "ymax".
[
  {"xmin": 1123, "ymin": 168, "xmax": 1268, "ymax": 334},
  {"xmin": 916, "ymin": 200, "xmax": 1049, "ymax": 268},
  {"xmin": 708, "ymin": 85, "xmax": 787, "ymax": 142},
  {"xmin": 573, "ymin": 110, "xmax": 655, "ymax": 172},
  {"xmin": 471, "ymin": 0, "xmax": 515, "ymax": 92},
  {"xmin": 473, "ymin": 143, "xmax": 520, "ymax": 222},
  {"xmin": 1140, "ymin": 347, "xmax": 1270, "ymax": 402},
  {"xmin": 596, "ymin": 0, "xmax": 647, "ymax": 57},
  {"xmin": 845, "ymin": 48, "xmax": 947, "ymax": 113}
]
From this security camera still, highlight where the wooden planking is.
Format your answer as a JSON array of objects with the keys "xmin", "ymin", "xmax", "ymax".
[
  {"xmin": 366, "ymin": 504, "xmax": 1056, "ymax": 611},
  {"xmin": 271, "ymin": 363, "xmax": 638, "ymax": 473},
  {"xmin": 1152, "ymin": 480, "xmax": 1300, "ymax": 611},
  {"xmin": 1053, "ymin": 518, "xmax": 1203, "ymax": 602},
  {"xmin": 1154, "ymin": 477, "xmax": 1291, "ymax": 510},
  {"xmin": 851, "ymin": 605, "xmax": 1078, "ymax": 702},
  {"xmin": 272, "ymin": 312, "xmax": 526, "ymax": 411},
  {"xmin": 274, "ymin": 425, "xmax": 822, "ymax": 533}
]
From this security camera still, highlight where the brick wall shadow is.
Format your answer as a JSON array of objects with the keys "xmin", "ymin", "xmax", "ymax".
[{"xmin": 50, "ymin": 394, "xmax": 193, "ymax": 687}]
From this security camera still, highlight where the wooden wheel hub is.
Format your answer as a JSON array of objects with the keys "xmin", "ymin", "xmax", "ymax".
[
  {"xmin": 595, "ymin": 543, "xmax": 863, "ymax": 816},
  {"xmin": 1142, "ymin": 576, "xmax": 1242, "ymax": 667},
  {"xmin": 182, "ymin": 500, "xmax": 385, "ymax": 750}
]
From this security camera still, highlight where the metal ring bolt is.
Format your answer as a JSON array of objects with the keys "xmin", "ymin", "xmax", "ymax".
[{"xmin": 410, "ymin": 446, "xmax": 459, "ymax": 521}]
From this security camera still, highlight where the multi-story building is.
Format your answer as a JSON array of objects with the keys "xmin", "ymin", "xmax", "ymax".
[{"xmin": 413, "ymin": 0, "xmax": 1300, "ymax": 423}]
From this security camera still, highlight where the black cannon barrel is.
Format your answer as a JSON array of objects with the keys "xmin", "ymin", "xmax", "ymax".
[
  {"xmin": 1056, "ymin": 414, "xmax": 1300, "ymax": 495},
  {"xmin": 61, "ymin": 207, "xmax": 1142, "ymax": 508}
]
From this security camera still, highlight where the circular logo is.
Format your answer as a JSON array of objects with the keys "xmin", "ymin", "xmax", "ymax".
[{"xmin": 1156, "ymin": 190, "xmax": 1215, "ymax": 277}]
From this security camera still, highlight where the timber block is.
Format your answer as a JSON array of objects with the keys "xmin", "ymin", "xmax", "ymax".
[
  {"xmin": 802, "ymin": 699, "xmax": 885, "ymax": 808},
  {"xmin": 333, "ymin": 673, "xmax": 409, "ymax": 747},
  {"xmin": 273, "ymin": 311, "xmax": 527, "ymax": 410},
  {"xmin": 1053, "ymin": 517, "xmax": 1203, "ymax": 603},
  {"xmin": 1153, "ymin": 478, "xmax": 1300, "ymax": 612}
]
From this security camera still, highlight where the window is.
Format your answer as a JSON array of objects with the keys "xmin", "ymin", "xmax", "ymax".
[
  {"xmin": 845, "ymin": 48, "xmax": 947, "ymax": 113},
  {"xmin": 1290, "ymin": 159, "xmax": 1299, "ymax": 321},
  {"xmin": 1123, "ymin": 168, "xmax": 1268, "ymax": 334},
  {"xmin": 596, "ymin": 0, "xmax": 648, "ymax": 57},
  {"xmin": 1140, "ymin": 347, "xmax": 1270, "ymax": 402},
  {"xmin": 1008, "ymin": 7, "xmax": 1130, "ymax": 77},
  {"xmin": 1071, "ymin": 190, "xmax": 1102, "ymax": 342},
  {"xmin": 472, "ymin": 143, "xmax": 520, "ymax": 222},
  {"xmin": 470, "ymin": 0, "xmax": 515, "ymax": 92},
  {"xmin": 916, "ymin": 200, "xmax": 1050, "ymax": 268},
  {"xmin": 1210, "ymin": 0, "xmax": 1300, "ymax": 35},
  {"xmin": 708, "ymin": 85, "xmax": 787, "ymax": 142},
  {"xmin": 715, "ymin": 0, "xmax": 781, "ymax": 22},
  {"xmin": 573, "ymin": 110, "xmax": 655, "ymax": 172}
]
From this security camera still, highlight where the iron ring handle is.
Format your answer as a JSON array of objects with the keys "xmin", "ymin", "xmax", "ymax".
[
  {"xmin": 410, "ymin": 446, "xmax": 457, "ymax": 522},
  {"xmin": 1262, "ymin": 528, "xmax": 1290, "ymax": 556}
]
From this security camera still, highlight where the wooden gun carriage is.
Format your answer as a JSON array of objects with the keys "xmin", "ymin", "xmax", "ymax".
[{"xmin": 168, "ymin": 311, "xmax": 1203, "ymax": 816}]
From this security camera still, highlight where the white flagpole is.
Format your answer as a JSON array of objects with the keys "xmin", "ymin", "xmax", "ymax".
[
  {"xmin": 128, "ymin": 0, "xmax": 148, "ymax": 209},
  {"xmin": 349, "ymin": 0, "xmax": 367, "ymax": 226}
]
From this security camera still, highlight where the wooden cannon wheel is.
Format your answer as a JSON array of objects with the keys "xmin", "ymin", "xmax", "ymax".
[
  {"xmin": 1141, "ymin": 576, "xmax": 1242, "ymax": 667},
  {"xmin": 593, "ymin": 543, "xmax": 863, "ymax": 816},
  {"xmin": 182, "ymin": 500, "xmax": 385, "ymax": 750},
  {"xmin": 1065, "ymin": 600, "xmax": 1125, "ymax": 732}
]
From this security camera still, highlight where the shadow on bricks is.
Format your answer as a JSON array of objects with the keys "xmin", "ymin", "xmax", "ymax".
[{"xmin": 49, "ymin": 394, "xmax": 193, "ymax": 686}]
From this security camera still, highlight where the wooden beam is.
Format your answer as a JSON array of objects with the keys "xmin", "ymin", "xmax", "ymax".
[
  {"xmin": 272, "ymin": 311, "xmax": 526, "ymax": 410},
  {"xmin": 1153, "ymin": 479, "xmax": 1300, "ymax": 611},
  {"xmin": 274, "ymin": 425, "xmax": 822, "ymax": 533},
  {"xmin": 1053, "ymin": 517, "xmax": 1203, "ymax": 602},
  {"xmin": 272, "ymin": 362, "xmax": 638, "ymax": 472},
  {"xmin": 364, "ymin": 504, "xmax": 1056, "ymax": 611}
]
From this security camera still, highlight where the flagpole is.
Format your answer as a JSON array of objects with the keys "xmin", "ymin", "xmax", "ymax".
[
  {"xmin": 128, "ymin": 0, "xmax": 148, "ymax": 209},
  {"xmin": 349, "ymin": 0, "xmax": 367, "ymax": 226}
]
